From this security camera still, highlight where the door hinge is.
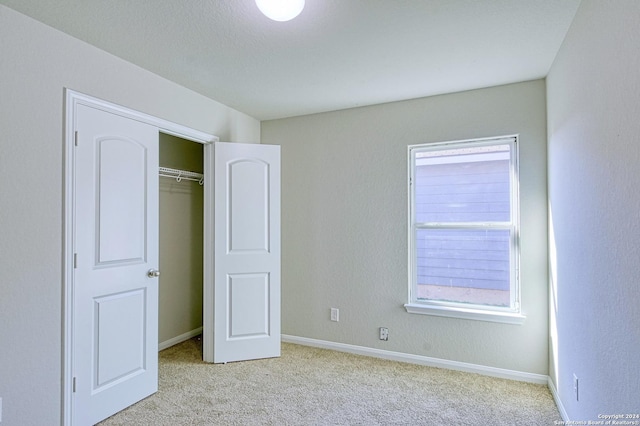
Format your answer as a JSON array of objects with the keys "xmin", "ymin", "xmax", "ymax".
[
  {"xmin": 73, "ymin": 253, "xmax": 78, "ymax": 269},
  {"xmin": 74, "ymin": 131, "xmax": 78, "ymax": 147},
  {"xmin": 72, "ymin": 377, "xmax": 77, "ymax": 393}
]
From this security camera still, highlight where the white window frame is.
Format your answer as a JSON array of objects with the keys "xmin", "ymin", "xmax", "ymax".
[{"xmin": 405, "ymin": 135, "xmax": 525, "ymax": 324}]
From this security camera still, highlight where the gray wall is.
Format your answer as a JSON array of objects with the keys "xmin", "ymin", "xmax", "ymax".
[
  {"xmin": 262, "ymin": 80, "xmax": 549, "ymax": 374},
  {"xmin": 159, "ymin": 134, "xmax": 204, "ymax": 345},
  {"xmin": 0, "ymin": 6, "xmax": 259, "ymax": 425},
  {"xmin": 547, "ymin": 0, "xmax": 640, "ymax": 419}
]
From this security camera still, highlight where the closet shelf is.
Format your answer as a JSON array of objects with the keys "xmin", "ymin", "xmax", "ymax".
[{"xmin": 159, "ymin": 167, "xmax": 204, "ymax": 185}]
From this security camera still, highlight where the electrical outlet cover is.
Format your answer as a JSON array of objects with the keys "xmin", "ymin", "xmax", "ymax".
[
  {"xmin": 330, "ymin": 308, "xmax": 339, "ymax": 322},
  {"xmin": 379, "ymin": 327, "xmax": 389, "ymax": 341}
]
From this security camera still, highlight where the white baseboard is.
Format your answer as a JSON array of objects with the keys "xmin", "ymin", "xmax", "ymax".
[
  {"xmin": 547, "ymin": 376, "xmax": 569, "ymax": 421},
  {"xmin": 159, "ymin": 327, "xmax": 203, "ymax": 351},
  {"xmin": 282, "ymin": 334, "xmax": 549, "ymax": 385}
]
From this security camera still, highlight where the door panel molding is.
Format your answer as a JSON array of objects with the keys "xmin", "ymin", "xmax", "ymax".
[
  {"xmin": 227, "ymin": 158, "xmax": 271, "ymax": 254},
  {"xmin": 95, "ymin": 135, "xmax": 148, "ymax": 265},
  {"xmin": 228, "ymin": 272, "xmax": 271, "ymax": 339},
  {"xmin": 93, "ymin": 288, "xmax": 147, "ymax": 389}
]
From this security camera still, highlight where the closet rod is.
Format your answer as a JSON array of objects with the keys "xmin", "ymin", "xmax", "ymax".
[{"xmin": 159, "ymin": 166, "xmax": 204, "ymax": 185}]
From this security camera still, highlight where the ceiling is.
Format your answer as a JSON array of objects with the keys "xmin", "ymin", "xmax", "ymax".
[{"xmin": 1, "ymin": 0, "xmax": 581, "ymax": 120}]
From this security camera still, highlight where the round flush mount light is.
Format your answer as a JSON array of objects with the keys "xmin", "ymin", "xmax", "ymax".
[{"xmin": 255, "ymin": 0, "xmax": 305, "ymax": 22}]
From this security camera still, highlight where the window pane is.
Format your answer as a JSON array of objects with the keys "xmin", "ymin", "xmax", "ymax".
[
  {"xmin": 414, "ymin": 145, "xmax": 510, "ymax": 223},
  {"xmin": 415, "ymin": 228, "xmax": 510, "ymax": 307}
]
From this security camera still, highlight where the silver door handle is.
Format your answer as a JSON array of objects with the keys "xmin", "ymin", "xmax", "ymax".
[{"xmin": 147, "ymin": 269, "xmax": 160, "ymax": 278}]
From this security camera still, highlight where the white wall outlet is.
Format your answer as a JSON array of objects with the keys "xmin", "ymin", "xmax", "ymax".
[
  {"xmin": 0, "ymin": 396, "xmax": 3, "ymax": 422},
  {"xmin": 330, "ymin": 308, "xmax": 339, "ymax": 322},
  {"xmin": 379, "ymin": 327, "xmax": 389, "ymax": 341},
  {"xmin": 573, "ymin": 374, "xmax": 579, "ymax": 401}
]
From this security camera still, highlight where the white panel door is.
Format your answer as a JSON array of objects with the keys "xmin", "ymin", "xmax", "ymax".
[
  {"xmin": 213, "ymin": 142, "xmax": 281, "ymax": 363},
  {"xmin": 73, "ymin": 105, "xmax": 159, "ymax": 425}
]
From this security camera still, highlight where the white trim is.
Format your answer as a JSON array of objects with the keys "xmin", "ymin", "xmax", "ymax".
[
  {"xmin": 416, "ymin": 151, "xmax": 510, "ymax": 166},
  {"xmin": 404, "ymin": 303, "xmax": 526, "ymax": 325},
  {"xmin": 158, "ymin": 327, "xmax": 203, "ymax": 351},
  {"xmin": 62, "ymin": 90, "xmax": 75, "ymax": 426},
  {"xmin": 63, "ymin": 89, "xmax": 218, "ymax": 426},
  {"xmin": 202, "ymin": 143, "xmax": 215, "ymax": 363},
  {"xmin": 281, "ymin": 335, "xmax": 548, "ymax": 385},
  {"xmin": 68, "ymin": 90, "xmax": 217, "ymax": 144},
  {"xmin": 547, "ymin": 377, "xmax": 569, "ymax": 422},
  {"xmin": 408, "ymin": 135, "xmax": 517, "ymax": 151}
]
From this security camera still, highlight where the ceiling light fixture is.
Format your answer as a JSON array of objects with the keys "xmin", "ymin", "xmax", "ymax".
[{"xmin": 255, "ymin": 0, "xmax": 305, "ymax": 22}]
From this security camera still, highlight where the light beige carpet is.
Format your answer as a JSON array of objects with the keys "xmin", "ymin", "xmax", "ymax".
[{"xmin": 100, "ymin": 337, "xmax": 560, "ymax": 425}]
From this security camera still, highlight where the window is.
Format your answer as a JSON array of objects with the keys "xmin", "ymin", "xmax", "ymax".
[{"xmin": 406, "ymin": 135, "xmax": 524, "ymax": 324}]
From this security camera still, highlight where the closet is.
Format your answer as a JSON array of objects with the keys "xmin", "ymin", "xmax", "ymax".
[
  {"xmin": 158, "ymin": 133, "xmax": 204, "ymax": 349},
  {"xmin": 65, "ymin": 92, "xmax": 281, "ymax": 424}
]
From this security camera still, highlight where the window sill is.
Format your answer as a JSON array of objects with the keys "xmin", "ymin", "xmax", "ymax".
[{"xmin": 404, "ymin": 303, "xmax": 526, "ymax": 325}]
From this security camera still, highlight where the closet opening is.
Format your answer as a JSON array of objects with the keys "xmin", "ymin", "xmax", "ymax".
[{"xmin": 158, "ymin": 132, "xmax": 205, "ymax": 354}]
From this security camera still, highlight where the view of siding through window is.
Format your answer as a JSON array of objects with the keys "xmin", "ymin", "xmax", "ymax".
[{"xmin": 414, "ymin": 144, "xmax": 511, "ymax": 307}]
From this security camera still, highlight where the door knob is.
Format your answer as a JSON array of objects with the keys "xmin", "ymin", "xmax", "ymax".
[{"xmin": 147, "ymin": 269, "xmax": 160, "ymax": 278}]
